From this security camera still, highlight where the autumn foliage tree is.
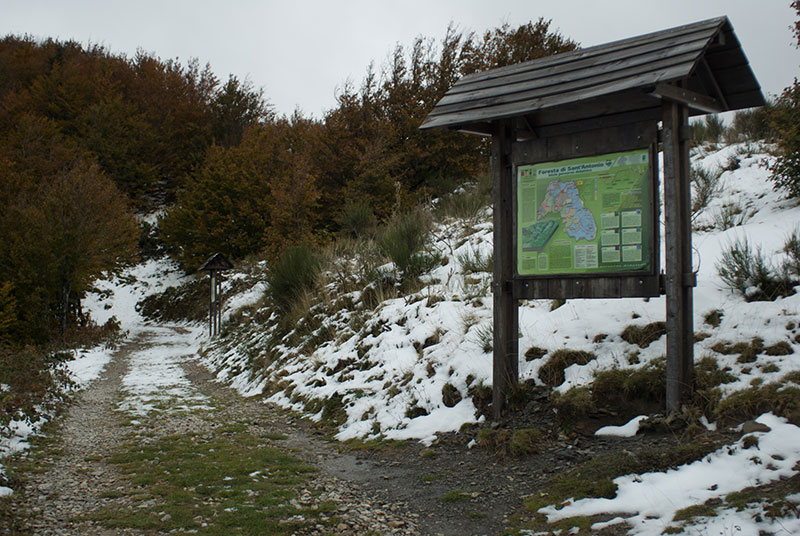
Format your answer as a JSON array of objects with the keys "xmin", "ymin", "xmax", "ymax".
[
  {"xmin": 156, "ymin": 18, "xmax": 577, "ymax": 266},
  {"xmin": 212, "ymin": 75, "xmax": 273, "ymax": 148},
  {"xmin": 0, "ymin": 20, "xmax": 578, "ymax": 303},
  {"xmin": 312, "ymin": 19, "xmax": 577, "ymax": 225},
  {"xmin": 159, "ymin": 116, "xmax": 319, "ymax": 270},
  {"xmin": 769, "ymin": 1, "xmax": 800, "ymax": 197},
  {"xmin": 0, "ymin": 36, "xmax": 222, "ymax": 208},
  {"xmin": 0, "ymin": 115, "xmax": 137, "ymax": 342}
]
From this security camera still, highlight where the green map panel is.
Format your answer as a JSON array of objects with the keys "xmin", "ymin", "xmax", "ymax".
[
  {"xmin": 521, "ymin": 220, "xmax": 559, "ymax": 251},
  {"xmin": 516, "ymin": 148, "xmax": 652, "ymax": 276}
]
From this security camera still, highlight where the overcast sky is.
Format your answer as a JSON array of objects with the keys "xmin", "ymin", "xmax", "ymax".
[{"xmin": 2, "ymin": 1, "xmax": 798, "ymax": 118}]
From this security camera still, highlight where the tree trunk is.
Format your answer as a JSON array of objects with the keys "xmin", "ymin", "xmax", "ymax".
[{"xmin": 59, "ymin": 280, "xmax": 70, "ymax": 335}]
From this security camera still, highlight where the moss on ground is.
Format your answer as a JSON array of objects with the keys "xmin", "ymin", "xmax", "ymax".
[{"xmin": 86, "ymin": 423, "xmax": 331, "ymax": 535}]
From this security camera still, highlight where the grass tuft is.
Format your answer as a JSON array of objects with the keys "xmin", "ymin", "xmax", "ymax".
[
  {"xmin": 515, "ymin": 440, "xmax": 727, "ymax": 534},
  {"xmin": 703, "ymin": 309, "xmax": 724, "ymax": 328},
  {"xmin": 711, "ymin": 338, "xmax": 764, "ymax": 363},
  {"xmin": 715, "ymin": 382, "xmax": 800, "ymax": 426},
  {"xmin": 441, "ymin": 383, "xmax": 463, "ymax": 408},
  {"xmin": 764, "ymin": 341, "xmax": 794, "ymax": 356},
  {"xmin": 524, "ymin": 346, "xmax": 547, "ymax": 361},
  {"xmin": 475, "ymin": 427, "xmax": 543, "ymax": 457},
  {"xmin": 672, "ymin": 502, "xmax": 718, "ymax": 523},
  {"xmin": 440, "ymin": 489, "xmax": 478, "ymax": 503},
  {"xmin": 620, "ymin": 322, "xmax": 666, "ymax": 348},
  {"xmin": 538, "ymin": 349, "xmax": 596, "ymax": 387}
]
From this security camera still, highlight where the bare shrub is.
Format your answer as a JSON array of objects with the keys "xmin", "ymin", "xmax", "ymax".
[
  {"xmin": 690, "ymin": 166, "xmax": 723, "ymax": 219},
  {"xmin": 711, "ymin": 202, "xmax": 749, "ymax": 230},
  {"xmin": 716, "ymin": 238, "xmax": 795, "ymax": 301}
]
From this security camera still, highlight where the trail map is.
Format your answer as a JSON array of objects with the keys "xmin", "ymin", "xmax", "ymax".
[{"xmin": 517, "ymin": 149, "xmax": 652, "ymax": 276}]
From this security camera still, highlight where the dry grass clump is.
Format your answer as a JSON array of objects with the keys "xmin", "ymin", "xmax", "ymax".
[
  {"xmin": 620, "ymin": 322, "xmax": 666, "ymax": 348},
  {"xmin": 764, "ymin": 341, "xmax": 794, "ymax": 356},
  {"xmin": 711, "ymin": 337, "xmax": 764, "ymax": 364},
  {"xmin": 715, "ymin": 380, "xmax": 800, "ymax": 426},
  {"xmin": 441, "ymin": 383, "xmax": 462, "ymax": 407},
  {"xmin": 703, "ymin": 309, "xmax": 724, "ymax": 328},
  {"xmin": 524, "ymin": 346, "xmax": 547, "ymax": 361},
  {"xmin": 694, "ymin": 355, "xmax": 737, "ymax": 389},
  {"xmin": 550, "ymin": 359, "xmax": 667, "ymax": 421},
  {"xmin": 538, "ymin": 349, "xmax": 597, "ymax": 387}
]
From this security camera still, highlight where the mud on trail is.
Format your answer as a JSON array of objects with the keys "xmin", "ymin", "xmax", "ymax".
[{"xmin": 1, "ymin": 326, "xmax": 728, "ymax": 536}]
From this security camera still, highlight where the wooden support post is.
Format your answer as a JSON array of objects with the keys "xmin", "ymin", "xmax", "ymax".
[
  {"xmin": 662, "ymin": 100, "xmax": 694, "ymax": 412},
  {"xmin": 216, "ymin": 275, "xmax": 223, "ymax": 334},
  {"xmin": 492, "ymin": 120, "xmax": 519, "ymax": 419},
  {"xmin": 209, "ymin": 272, "xmax": 215, "ymax": 336}
]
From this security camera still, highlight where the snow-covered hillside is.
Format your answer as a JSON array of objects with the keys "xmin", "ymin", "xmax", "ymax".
[
  {"xmin": 4, "ymin": 141, "xmax": 799, "ymax": 533},
  {"xmin": 199, "ymin": 141, "xmax": 800, "ymax": 534},
  {"xmin": 205, "ymin": 142, "xmax": 800, "ymax": 443},
  {"xmin": 0, "ymin": 258, "xmax": 193, "ymax": 496}
]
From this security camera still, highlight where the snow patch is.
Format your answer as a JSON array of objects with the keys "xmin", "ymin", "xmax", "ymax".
[
  {"xmin": 542, "ymin": 414, "xmax": 800, "ymax": 535},
  {"xmin": 594, "ymin": 415, "xmax": 647, "ymax": 438}
]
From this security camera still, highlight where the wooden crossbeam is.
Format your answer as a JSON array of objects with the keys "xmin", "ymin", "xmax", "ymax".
[{"xmin": 646, "ymin": 83, "xmax": 723, "ymax": 114}]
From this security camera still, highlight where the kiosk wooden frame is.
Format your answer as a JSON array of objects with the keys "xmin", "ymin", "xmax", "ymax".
[
  {"xmin": 198, "ymin": 252, "xmax": 234, "ymax": 336},
  {"xmin": 421, "ymin": 16, "xmax": 764, "ymax": 418}
]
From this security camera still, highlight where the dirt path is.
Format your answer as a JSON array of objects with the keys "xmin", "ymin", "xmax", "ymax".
[
  {"xmin": 3, "ymin": 325, "xmax": 706, "ymax": 536},
  {"xmin": 6, "ymin": 329, "xmax": 155, "ymax": 535},
  {"xmin": 3, "ymin": 326, "xmax": 420, "ymax": 535},
  {"xmin": 6, "ymin": 331, "xmax": 134, "ymax": 535}
]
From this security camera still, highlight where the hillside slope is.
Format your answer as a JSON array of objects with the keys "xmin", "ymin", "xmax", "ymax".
[
  {"xmin": 186, "ymin": 141, "xmax": 800, "ymax": 534},
  {"xmin": 40, "ymin": 139, "xmax": 798, "ymax": 535},
  {"xmin": 205, "ymin": 142, "xmax": 800, "ymax": 440}
]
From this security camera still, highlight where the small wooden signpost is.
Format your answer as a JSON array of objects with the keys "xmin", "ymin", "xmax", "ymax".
[
  {"xmin": 198, "ymin": 253, "xmax": 234, "ymax": 336},
  {"xmin": 421, "ymin": 17, "xmax": 764, "ymax": 418}
]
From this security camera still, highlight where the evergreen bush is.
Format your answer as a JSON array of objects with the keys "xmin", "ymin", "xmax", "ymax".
[
  {"xmin": 456, "ymin": 248, "xmax": 493, "ymax": 274},
  {"xmin": 377, "ymin": 207, "xmax": 438, "ymax": 281},
  {"xmin": 434, "ymin": 174, "xmax": 493, "ymax": 224},
  {"xmin": 726, "ymin": 104, "xmax": 776, "ymax": 143},
  {"xmin": 267, "ymin": 244, "xmax": 323, "ymax": 313},
  {"xmin": 0, "ymin": 346, "xmax": 74, "ymax": 429},
  {"xmin": 335, "ymin": 202, "xmax": 377, "ymax": 239},
  {"xmin": 716, "ymin": 238, "xmax": 796, "ymax": 301},
  {"xmin": 137, "ymin": 278, "xmax": 210, "ymax": 322},
  {"xmin": 783, "ymin": 228, "xmax": 800, "ymax": 276},
  {"xmin": 768, "ymin": 2, "xmax": 800, "ymax": 198},
  {"xmin": 770, "ymin": 83, "xmax": 800, "ymax": 198},
  {"xmin": 693, "ymin": 114, "xmax": 725, "ymax": 145}
]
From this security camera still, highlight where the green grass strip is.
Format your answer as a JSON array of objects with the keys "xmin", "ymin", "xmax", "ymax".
[{"xmin": 88, "ymin": 424, "xmax": 333, "ymax": 534}]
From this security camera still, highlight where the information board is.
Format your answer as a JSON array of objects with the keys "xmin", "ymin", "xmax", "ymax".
[{"xmin": 516, "ymin": 149, "xmax": 652, "ymax": 276}]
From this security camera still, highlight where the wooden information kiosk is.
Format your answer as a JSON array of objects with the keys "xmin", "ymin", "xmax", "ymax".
[{"xmin": 421, "ymin": 17, "xmax": 765, "ymax": 418}]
